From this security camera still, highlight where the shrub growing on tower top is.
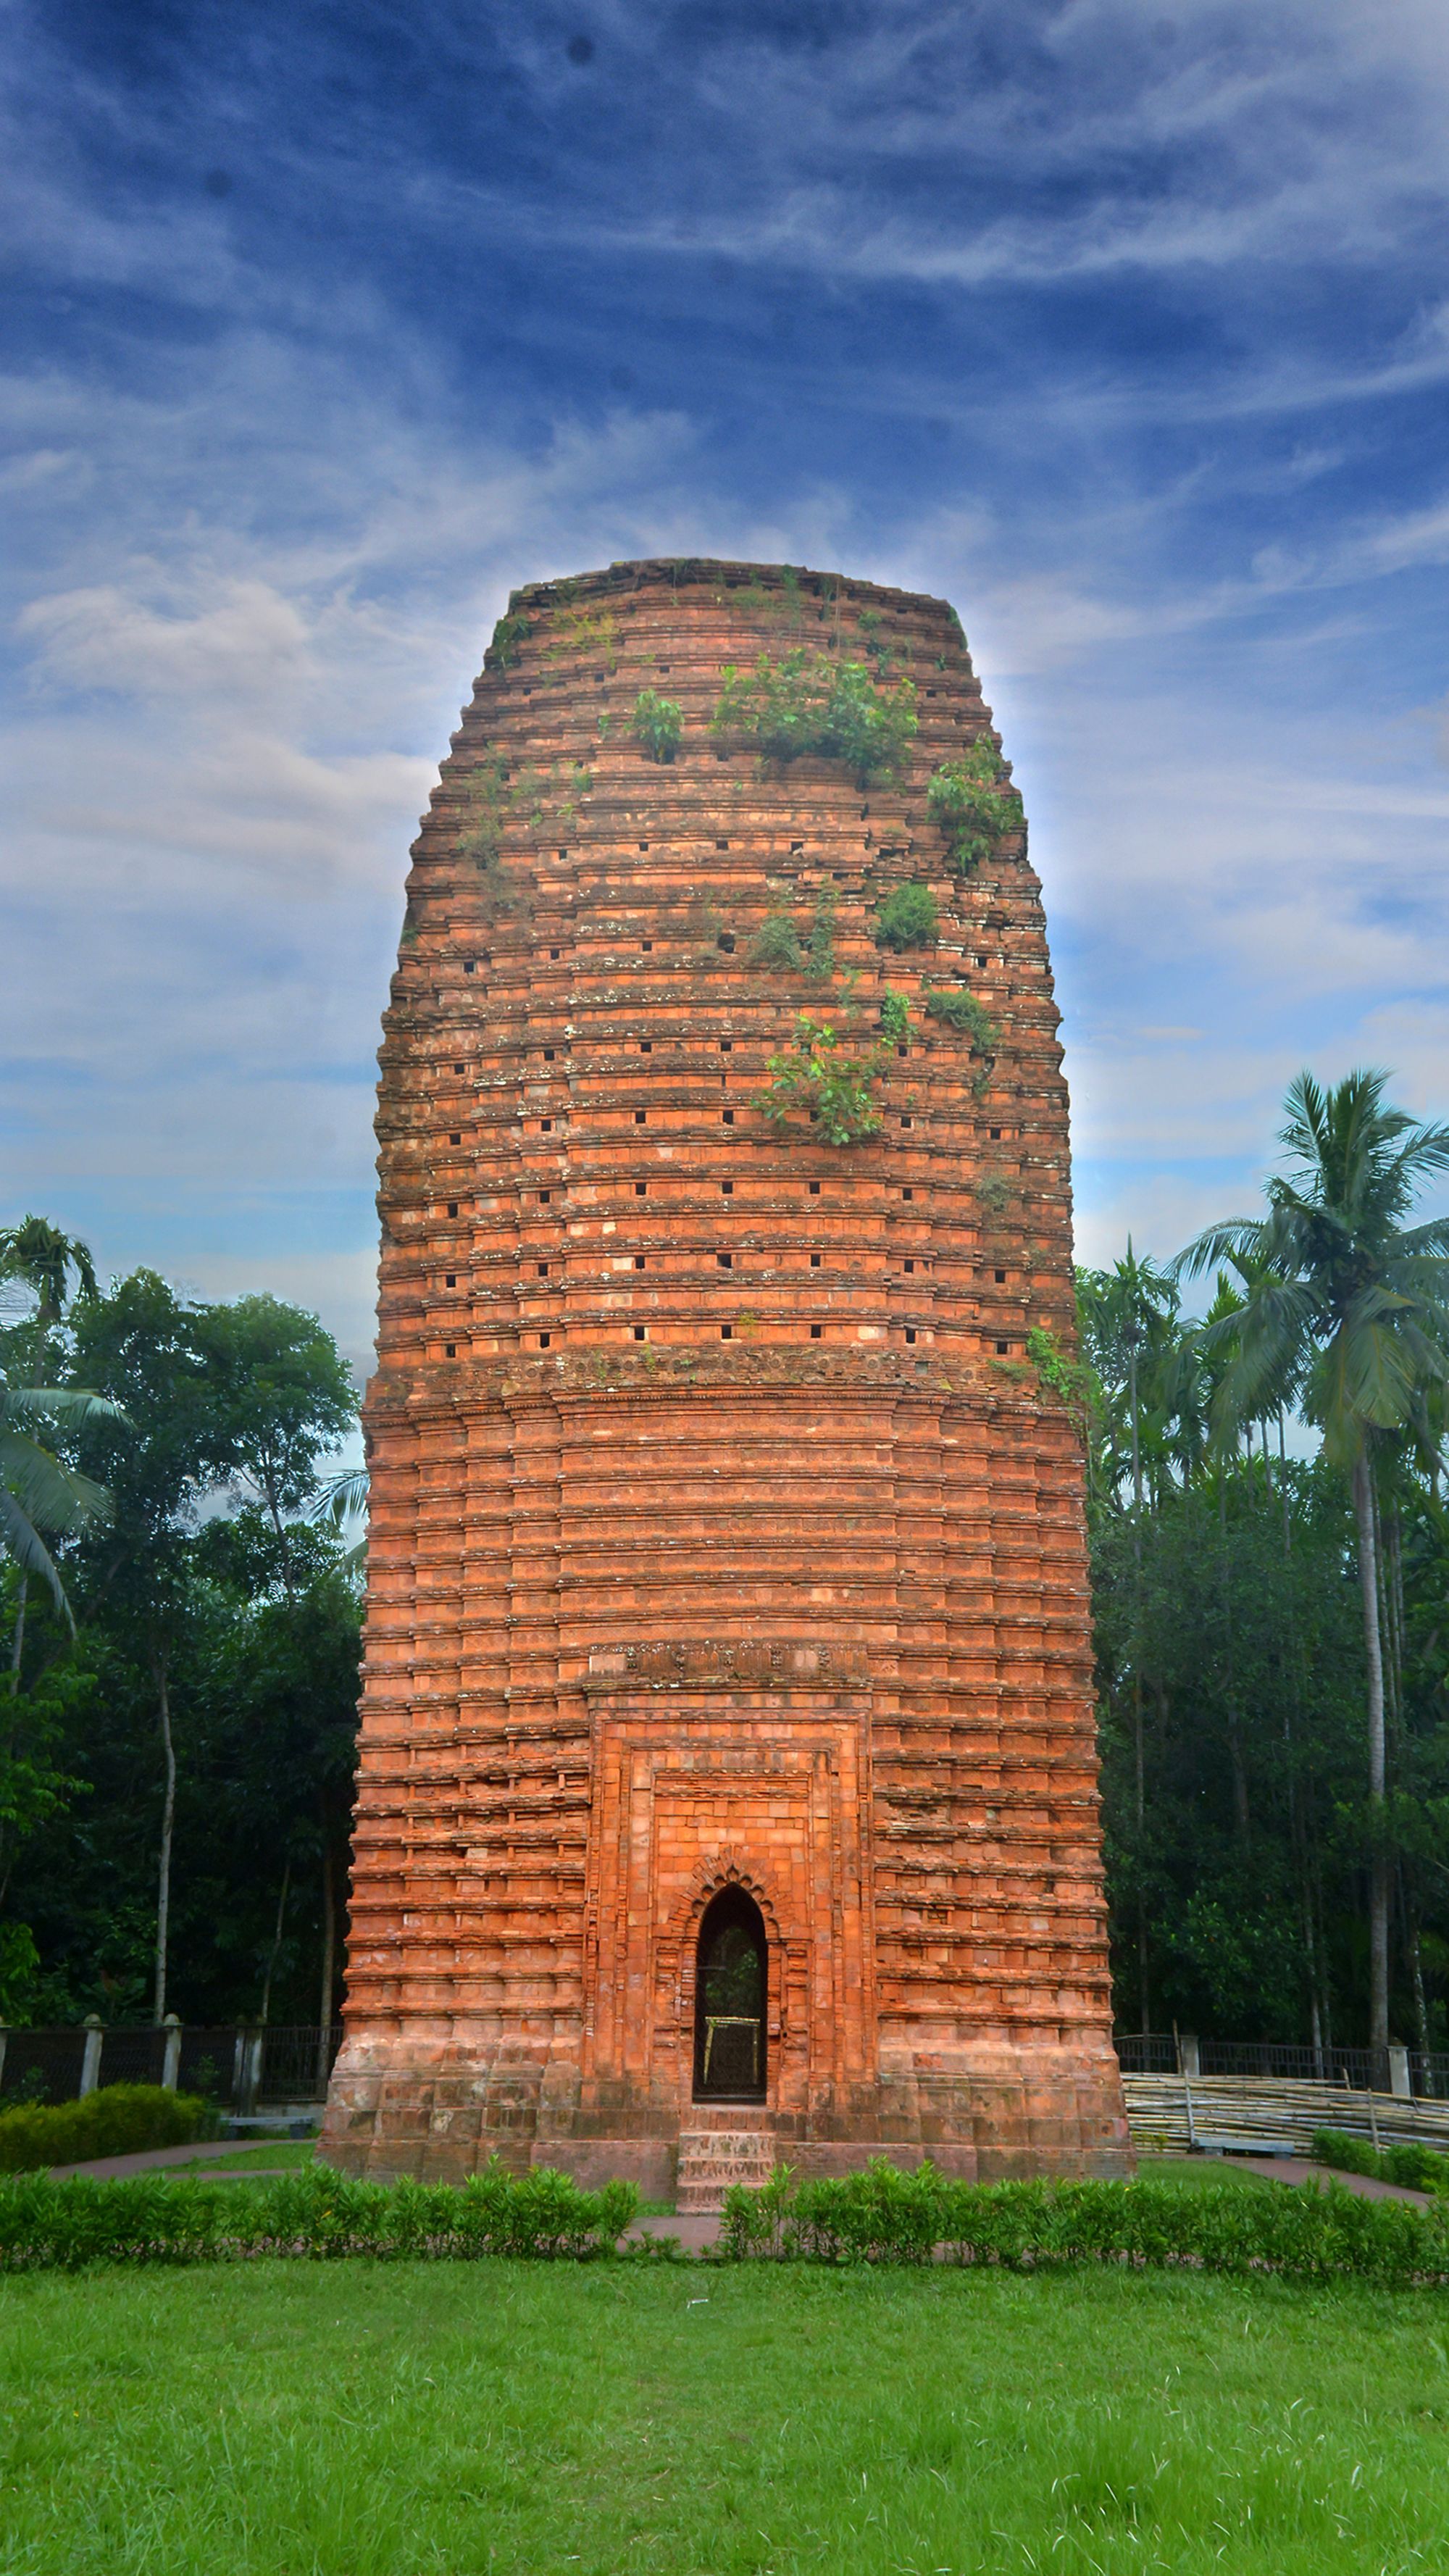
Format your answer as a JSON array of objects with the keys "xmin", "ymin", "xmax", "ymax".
[{"xmin": 711, "ymin": 651, "xmax": 918, "ymax": 786}]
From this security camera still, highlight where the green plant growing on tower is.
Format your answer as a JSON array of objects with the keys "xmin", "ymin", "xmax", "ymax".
[
  {"xmin": 711, "ymin": 651, "xmax": 918, "ymax": 787},
  {"xmin": 927, "ymin": 743, "xmax": 1024, "ymax": 875},
  {"xmin": 546, "ymin": 608, "xmax": 619, "ymax": 670},
  {"xmin": 805, "ymin": 882, "xmax": 839, "ymax": 982},
  {"xmin": 922, "ymin": 985, "xmax": 997, "ymax": 1054},
  {"xmin": 756, "ymin": 1014, "xmax": 893, "ymax": 1146},
  {"xmin": 748, "ymin": 909, "xmax": 803, "ymax": 971},
  {"xmin": 454, "ymin": 753, "xmax": 520, "ymax": 920},
  {"xmin": 488, "ymin": 611, "xmax": 530, "ymax": 669},
  {"xmin": 873, "ymin": 884, "xmax": 939, "ymax": 951},
  {"xmin": 880, "ymin": 991, "xmax": 911, "ymax": 1044},
  {"xmin": 630, "ymin": 691, "xmax": 683, "ymax": 763}
]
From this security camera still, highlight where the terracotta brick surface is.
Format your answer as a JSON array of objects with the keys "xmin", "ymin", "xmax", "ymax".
[{"xmin": 320, "ymin": 559, "xmax": 1131, "ymax": 2186}]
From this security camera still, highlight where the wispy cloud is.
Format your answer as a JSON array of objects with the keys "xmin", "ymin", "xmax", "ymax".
[{"xmin": 2, "ymin": 0, "xmax": 1448, "ymax": 1354}]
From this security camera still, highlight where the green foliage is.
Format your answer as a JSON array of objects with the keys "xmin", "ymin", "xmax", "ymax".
[
  {"xmin": 5, "ymin": 1267, "xmax": 364, "ymax": 2030},
  {"xmin": 0, "ymin": 2084, "xmax": 209, "ymax": 2174},
  {"xmin": 629, "ymin": 690, "xmax": 682, "ymax": 763},
  {"xmin": 1311, "ymin": 2127, "xmax": 1449, "ymax": 2193},
  {"xmin": 717, "ymin": 2156, "xmax": 1449, "ymax": 2282},
  {"xmin": 453, "ymin": 751, "xmax": 519, "ymax": 917},
  {"xmin": 711, "ymin": 651, "xmax": 918, "ymax": 785},
  {"xmin": 747, "ymin": 908, "xmax": 802, "ymax": 971},
  {"xmin": 872, "ymin": 882, "xmax": 939, "ymax": 951},
  {"xmin": 1027, "ymin": 1326, "xmax": 1098, "ymax": 1425},
  {"xmin": 488, "ymin": 612, "xmax": 530, "ymax": 668},
  {"xmin": 879, "ymin": 989, "xmax": 911, "ymax": 1044},
  {"xmin": 546, "ymin": 607, "xmax": 618, "ymax": 670},
  {"xmin": 804, "ymin": 880, "xmax": 838, "ymax": 980},
  {"xmin": 922, "ymin": 983, "xmax": 996, "ymax": 1051},
  {"xmin": 0, "ymin": 2159, "xmax": 638, "ymax": 2267},
  {"xmin": 926, "ymin": 742, "xmax": 1024, "ymax": 873},
  {"xmin": 757, "ymin": 1014, "xmax": 892, "ymax": 1146}
]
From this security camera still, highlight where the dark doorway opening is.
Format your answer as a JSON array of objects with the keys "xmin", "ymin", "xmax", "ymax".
[{"xmin": 693, "ymin": 1886, "xmax": 767, "ymax": 2101}]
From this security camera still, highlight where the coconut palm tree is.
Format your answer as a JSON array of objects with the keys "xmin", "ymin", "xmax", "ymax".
[
  {"xmin": 1, "ymin": 1220, "xmax": 115, "ymax": 1682},
  {"xmin": 1174, "ymin": 1069, "xmax": 1449, "ymax": 2056},
  {"xmin": 0, "ymin": 1385, "xmax": 128, "ymax": 1637}
]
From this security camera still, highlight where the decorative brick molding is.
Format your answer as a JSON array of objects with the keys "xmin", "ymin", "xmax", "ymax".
[{"xmin": 321, "ymin": 557, "xmax": 1130, "ymax": 2190}]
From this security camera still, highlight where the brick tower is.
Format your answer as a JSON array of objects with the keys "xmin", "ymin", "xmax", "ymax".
[{"xmin": 320, "ymin": 559, "xmax": 1131, "ymax": 2195}]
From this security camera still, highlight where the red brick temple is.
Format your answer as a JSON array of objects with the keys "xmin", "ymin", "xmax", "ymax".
[{"xmin": 320, "ymin": 559, "xmax": 1131, "ymax": 2198}]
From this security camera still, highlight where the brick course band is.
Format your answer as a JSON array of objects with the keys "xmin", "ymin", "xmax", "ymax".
[{"xmin": 320, "ymin": 557, "xmax": 1131, "ymax": 2193}]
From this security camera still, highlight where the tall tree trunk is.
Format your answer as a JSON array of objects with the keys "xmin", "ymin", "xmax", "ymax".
[
  {"xmin": 259, "ymin": 1859, "xmax": 291, "ymax": 2025},
  {"xmin": 1217, "ymin": 1461, "xmax": 1250, "ymax": 1845},
  {"xmin": 151, "ymin": 1643, "xmax": 175, "ymax": 2027},
  {"xmin": 1351, "ymin": 1452, "xmax": 1390, "ymax": 2056},
  {"xmin": 7, "ymin": 1572, "xmax": 27, "ymax": 1698},
  {"xmin": 315, "ymin": 1812, "xmax": 336, "ymax": 2095}
]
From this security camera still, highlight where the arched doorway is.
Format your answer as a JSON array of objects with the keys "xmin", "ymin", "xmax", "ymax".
[{"xmin": 693, "ymin": 1885, "xmax": 767, "ymax": 2101}]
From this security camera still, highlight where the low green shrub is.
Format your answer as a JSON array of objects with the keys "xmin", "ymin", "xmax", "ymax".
[
  {"xmin": 717, "ymin": 2158, "xmax": 1449, "ymax": 2284},
  {"xmin": 873, "ymin": 883, "xmax": 938, "ymax": 951},
  {"xmin": 748, "ymin": 910, "xmax": 803, "ymax": 970},
  {"xmin": 922, "ymin": 985, "xmax": 995, "ymax": 1051},
  {"xmin": 630, "ymin": 690, "xmax": 682, "ymax": 762},
  {"xmin": 927, "ymin": 743, "xmax": 1023, "ymax": 873},
  {"xmin": 879, "ymin": 990, "xmax": 911, "ymax": 1043},
  {"xmin": 0, "ymin": 2161, "xmax": 639, "ymax": 2269},
  {"xmin": 1311, "ymin": 2126, "xmax": 1449, "ymax": 2193},
  {"xmin": 711, "ymin": 651, "xmax": 917, "ymax": 786},
  {"xmin": 756, "ymin": 1014, "xmax": 891, "ymax": 1146},
  {"xmin": 0, "ymin": 2085, "xmax": 210, "ymax": 2175}
]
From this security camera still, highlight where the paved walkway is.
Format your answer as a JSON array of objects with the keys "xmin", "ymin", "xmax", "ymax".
[
  {"xmin": 1145, "ymin": 2151, "xmax": 1433, "ymax": 2204},
  {"xmin": 45, "ymin": 2141, "xmax": 298, "ymax": 2183}
]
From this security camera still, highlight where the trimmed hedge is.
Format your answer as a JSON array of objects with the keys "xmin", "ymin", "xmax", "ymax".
[
  {"xmin": 1311, "ymin": 2126, "xmax": 1449, "ymax": 2195},
  {"xmin": 0, "ymin": 2162, "xmax": 639, "ymax": 2269},
  {"xmin": 0, "ymin": 2084, "xmax": 210, "ymax": 2174},
  {"xmin": 716, "ymin": 2159, "xmax": 1449, "ymax": 2286}
]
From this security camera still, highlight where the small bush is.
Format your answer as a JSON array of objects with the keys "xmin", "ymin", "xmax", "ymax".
[
  {"xmin": 880, "ymin": 990, "xmax": 911, "ymax": 1043},
  {"xmin": 0, "ymin": 2085, "xmax": 209, "ymax": 2175},
  {"xmin": 717, "ymin": 2157, "xmax": 1449, "ymax": 2285},
  {"xmin": 873, "ymin": 884, "xmax": 939, "ymax": 952},
  {"xmin": 488, "ymin": 611, "xmax": 530, "ymax": 668},
  {"xmin": 1311, "ymin": 2127, "xmax": 1449, "ymax": 2194},
  {"xmin": 757, "ymin": 1014, "xmax": 890, "ymax": 1146},
  {"xmin": 630, "ymin": 690, "xmax": 682, "ymax": 763},
  {"xmin": 922, "ymin": 985, "xmax": 995, "ymax": 1049},
  {"xmin": 749, "ymin": 911, "xmax": 803, "ymax": 970},
  {"xmin": 711, "ymin": 651, "xmax": 918, "ymax": 786},
  {"xmin": 0, "ymin": 2160, "xmax": 638, "ymax": 2269},
  {"xmin": 927, "ymin": 744, "xmax": 1023, "ymax": 874}
]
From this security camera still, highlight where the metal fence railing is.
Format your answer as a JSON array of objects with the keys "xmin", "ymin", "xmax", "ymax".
[
  {"xmin": 1114, "ymin": 2033, "xmax": 1449, "ymax": 2098},
  {"xmin": 0, "ymin": 2023, "xmax": 344, "ymax": 2112}
]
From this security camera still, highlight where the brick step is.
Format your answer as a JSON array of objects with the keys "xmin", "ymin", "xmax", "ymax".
[{"xmin": 675, "ymin": 2126, "xmax": 779, "ymax": 2214}]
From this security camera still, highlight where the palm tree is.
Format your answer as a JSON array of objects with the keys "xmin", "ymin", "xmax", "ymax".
[
  {"xmin": 1174, "ymin": 1069, "xmax": 1449, "ymax": 2057},
  {"xmin": 0, "ymin": 1385, "xmax": 127, "ymax": 1640},
  {"xmin": 0, "ymin": 1220, "xmax": 113, "ymax": 1683}
]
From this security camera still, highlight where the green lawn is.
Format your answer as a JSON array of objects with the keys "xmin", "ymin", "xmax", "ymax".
[
  {"xmin": 162, "ymin": 2139, "xmax": 320, "ymax": 2176},
  {"xmin": 2, "ymin": 2259, "xmax": 1448, "ymax": 2573}
]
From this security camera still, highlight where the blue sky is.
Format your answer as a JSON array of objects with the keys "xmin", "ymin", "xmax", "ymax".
[{"xmin": 4, "ymin": 0, "xmax": 1448, "ymax": 1380}]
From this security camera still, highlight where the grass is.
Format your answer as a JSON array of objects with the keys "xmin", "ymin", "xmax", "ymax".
[
  {"xmin": 160, "ymin": 2141, "xmax": 320, "ymax": 2177},
  {"xmin": 1, "ymin": 2259, "xmax": 1448, "ymax": 2572}
]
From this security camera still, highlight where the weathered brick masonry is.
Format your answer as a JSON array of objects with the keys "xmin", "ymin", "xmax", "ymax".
[{"xmin": 321, "ymin": 559, "xmax": 1131, "ymax": 2193}]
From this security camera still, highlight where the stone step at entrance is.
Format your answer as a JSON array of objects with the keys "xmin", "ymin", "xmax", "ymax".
[{"xmin": 676, "ymin": 2126, "xmax": 778, "ymax": 2214}]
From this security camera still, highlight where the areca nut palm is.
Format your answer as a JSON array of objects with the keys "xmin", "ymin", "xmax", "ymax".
[
  {"xmin": 1174, "ymin": 1068, "xmax": 1449, "ymax": 2056},
  {"xmin": 1, "ymin": 1385, "xmax": 130, "ymax": 1633}
]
